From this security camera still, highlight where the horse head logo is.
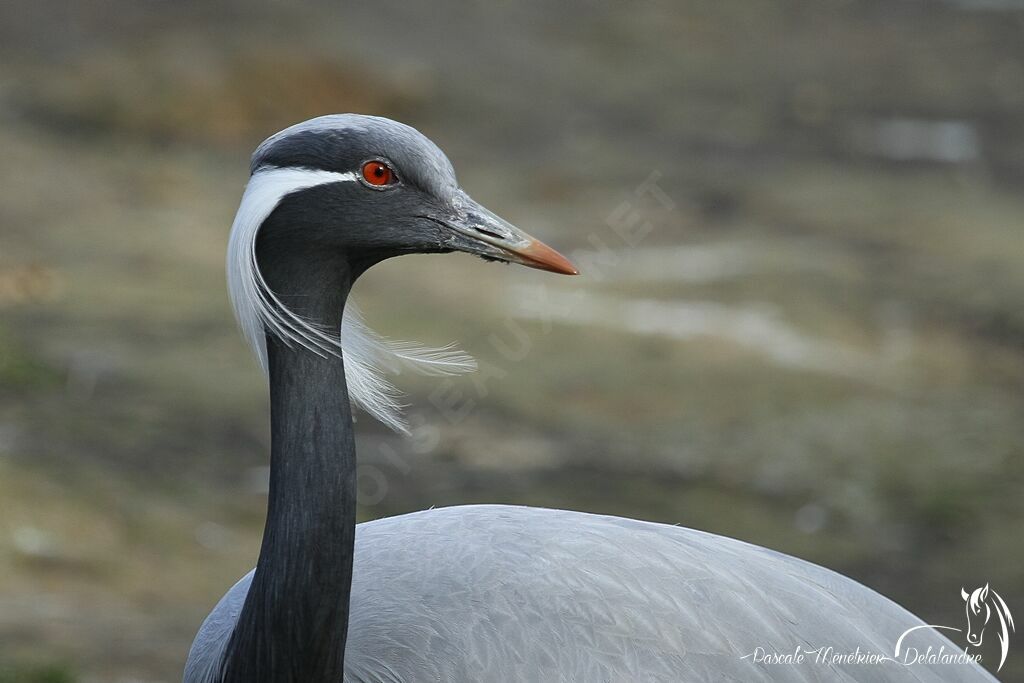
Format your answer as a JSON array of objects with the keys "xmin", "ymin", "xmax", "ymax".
[{"xmin": 961, "ymin": 583, "xmax": 1015, "ymax": 671}]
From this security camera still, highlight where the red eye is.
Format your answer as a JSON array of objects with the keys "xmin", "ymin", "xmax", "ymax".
[{"xmin": 361, "ymin": 160, "xmax": 394, "ymax": 186}]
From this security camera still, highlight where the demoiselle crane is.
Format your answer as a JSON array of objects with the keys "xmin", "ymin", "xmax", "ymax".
[{"xmin": 185, "ymin": 115, "xmax": 996, "ymax": 682}]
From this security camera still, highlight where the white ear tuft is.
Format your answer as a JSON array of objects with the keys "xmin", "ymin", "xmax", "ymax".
[
  {"xmin": 226, "ymin": 166, "xmax": 475, "ymax": 434},
  {"xmin": 339, "ymin": 304, "xmax": 476, "ymax": 433},
  {"xmin": 342, "ymin": 305, "xmax": 477, "ymax": 377}
]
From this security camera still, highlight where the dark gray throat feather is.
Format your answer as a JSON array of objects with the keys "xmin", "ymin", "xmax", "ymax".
[{"xmin": 220, "ymin": 240, "xmax": 357, "ymax": 683}]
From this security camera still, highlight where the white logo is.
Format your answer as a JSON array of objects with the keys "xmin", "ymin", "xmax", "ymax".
[
  {"xmin": 739, "ymin": 583, "xmax": 1013, "ymax": 674},
  {"xmin": 895, "ymin": 583, "xmax": 1015, "ymax": 672}
]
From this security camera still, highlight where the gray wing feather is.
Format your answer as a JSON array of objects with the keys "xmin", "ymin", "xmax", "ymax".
[{"xmin": 185, "ymin": 505, "xmax": 996, "ymax": 682}]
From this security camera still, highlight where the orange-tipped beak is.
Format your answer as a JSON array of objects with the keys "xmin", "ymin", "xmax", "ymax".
[
  {"xmin": 435, "ymin": 189, "xmax": 579, "ymax": 276},
  {"xmin": 506, "ymin": 238, "xmax": 579, "ymax": 275}
]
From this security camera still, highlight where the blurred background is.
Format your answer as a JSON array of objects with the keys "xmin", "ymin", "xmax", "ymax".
[{"xmin": 1, "ymin": 1, "xmax": 1023, "ymax": 681}]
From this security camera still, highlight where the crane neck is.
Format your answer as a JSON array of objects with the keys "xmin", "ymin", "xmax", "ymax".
[{"xmin": 221, "ymin": 242, "xmax": 358, "ymax": 682}]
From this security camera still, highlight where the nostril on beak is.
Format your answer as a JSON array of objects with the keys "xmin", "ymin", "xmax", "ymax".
[{"xmin": 472, "ymin": 225, "xmax": 506, "ymax": 240}]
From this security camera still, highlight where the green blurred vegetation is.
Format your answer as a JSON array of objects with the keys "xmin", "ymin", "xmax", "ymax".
[
  {"xmin": 0, "ymin": 331, "xmax": 60, "ymax": 391},
  {"xmin": 0, "ymin": 662, "xmax": 75, "ymax": 683}
]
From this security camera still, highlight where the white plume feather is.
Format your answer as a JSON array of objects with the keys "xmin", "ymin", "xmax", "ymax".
[{"xmin": 226, "ymin": 166, "xmax": 476, "ymax": 433}]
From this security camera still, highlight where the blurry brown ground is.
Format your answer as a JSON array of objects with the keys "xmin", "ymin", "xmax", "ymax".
[{"xmin": 1, "ymin": 1, "xmax": 1023, "ymax": 681}]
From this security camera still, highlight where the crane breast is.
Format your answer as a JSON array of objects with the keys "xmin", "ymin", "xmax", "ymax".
[{"xmin": 187, "ymin": 505, "xmax": 995, "ymax": 683}]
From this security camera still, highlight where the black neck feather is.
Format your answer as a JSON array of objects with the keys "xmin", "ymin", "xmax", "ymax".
[{"xmin": 221, "ymin": 234, "xmax": 356, "ymax": 682}]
